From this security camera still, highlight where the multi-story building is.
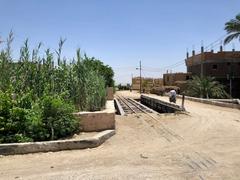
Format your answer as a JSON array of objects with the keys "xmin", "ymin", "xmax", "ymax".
[{"xmin": 185, "ymin": 47, "xmax": 240, "ymax": 98}]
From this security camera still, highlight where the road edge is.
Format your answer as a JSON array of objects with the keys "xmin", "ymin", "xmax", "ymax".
[{"xmin": 0, "ymin": 130, "xmax": 115, "ymax": 156}]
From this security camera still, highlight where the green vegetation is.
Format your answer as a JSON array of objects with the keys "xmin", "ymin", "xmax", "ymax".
[
  {"xmin": 0, "ymin": 91, "xmax": 78, "ymax": 143},
  {"xmin": 117, "ymin": 84, "xmax": 131, "ymax": 90},
  {"xmin": 83, "ymin": 57, "xmax": 115, "ymax": 87},
  {"xmin": 224, "ymin": 13, "xmax": 240, "ymax": 45},
  {"xmin": 0, "ymin": 32, "xmax": 114, "ymax": 143},
  {"xmin": 186, "ymin": 76, "xmax": 228, "ymax": 99}
]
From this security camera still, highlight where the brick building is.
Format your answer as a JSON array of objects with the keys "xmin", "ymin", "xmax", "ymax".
[
  {"xmin": 163, "ymin": 72, "xmax": 192, "ymax": 92},
  {"xmin": 185, "ymin": 47, "xmax": 240, "ymax": 98},
  {"xmin": 132, "ymin": 77, "xmax": 163, "ymax": 91},
  {"xmin": 163, "ymin": 72, "xmax": 191, "ymax": 86}
]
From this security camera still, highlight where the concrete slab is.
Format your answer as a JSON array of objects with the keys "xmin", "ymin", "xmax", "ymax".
[
  {"xmin": 0, "ymin": 130, "xmax": 115, "ymax": 156},
  {"xmin": 141, "ymin": 94, "xmax": 184, "ymax": 113},
  {"xmin": 114, "ymin": 98, "xmax": 125, "ymax": 116}
]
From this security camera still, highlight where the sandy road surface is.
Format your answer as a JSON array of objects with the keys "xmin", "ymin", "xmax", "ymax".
[{"xmin": 0, "ymin": 91, "xmax": 240, "ymax": 180}]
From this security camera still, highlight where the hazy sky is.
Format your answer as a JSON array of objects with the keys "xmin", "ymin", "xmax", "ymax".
[{"xmin": 0, "ymin": 0, "xmax": 240, "ymax": 84}]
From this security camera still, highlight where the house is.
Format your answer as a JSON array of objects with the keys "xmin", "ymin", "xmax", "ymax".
[{"xmin": 185, "ymin": 47, "xmax": 240, "ymax": 98}]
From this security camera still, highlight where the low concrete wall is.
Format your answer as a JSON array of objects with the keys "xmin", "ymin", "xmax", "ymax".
[
  {"xmin": 176, "ymin": 94, "xmax": 240, "ymax": 110},
  {"xmin": 141, "ymin": 95, "xmax": 184, "ymax": 113},
  {"xmin": 74, "ymin": 100, "xmax": 115, "ymax": 132},
  {"xmin": 107, "ymin": 87, "xmax": 114, "ymax": 100},
  {"xmin": 0, "ymin": 130, "xmax": 115, "ymax": 156},
  {"xmin": 114, "ymin": 98, "xmax": 125, "ymax": 116}
]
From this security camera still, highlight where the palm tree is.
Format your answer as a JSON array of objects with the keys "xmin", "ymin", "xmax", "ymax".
[
  {"xmin": 186, "ymin": 76, "xmax": 229, "ymax": 99},
  {"xmin": 224, "ymin": 14, "xmax": 240, "ymax": 45}
]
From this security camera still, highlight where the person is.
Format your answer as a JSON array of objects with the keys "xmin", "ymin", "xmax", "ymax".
[{"xmin": 169, "ymin": 89, "xmax": 176, "ymax": 103}]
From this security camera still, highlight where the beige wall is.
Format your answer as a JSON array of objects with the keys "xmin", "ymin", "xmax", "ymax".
[
  {"xmin": 163, "ymin": 73, "xmax": 191, "ymax": 86},
  {"xmin": 186, "ymin": 51, "xmax": 240, "ymax": 67},
  {"xmin": 106, "ymin": 87, "xmax": 114, "ymax": 100},
  {"xmin": 74, "ymin": 100, "xmax": 115, "ymax": 132},
  {"xmin": 132, "ymin": 77, "xmax": 163, "ymax": 90}
]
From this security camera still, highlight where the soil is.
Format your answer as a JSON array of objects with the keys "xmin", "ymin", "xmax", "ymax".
[{"xmin": 0, "ymin": 91, "xmax": 240, "ymax": 180}]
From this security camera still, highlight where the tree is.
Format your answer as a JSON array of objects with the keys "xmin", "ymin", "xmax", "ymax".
[
  {"xmin": 83, "ymin": 56, "xmax": 114, "ymax": 87},
  {"xmin": 224, "ymin": 14, "xmax": 240, "ymax": 45},
  {"xmin": 186, "ymin": 76, "xmax": 228, "ymax": 99}
]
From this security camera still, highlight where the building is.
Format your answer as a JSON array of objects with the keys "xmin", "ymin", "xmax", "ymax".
[
  {"xmin": 185, "ymin": 47, "xmax": 240, "ymax": 98},
  {"xmin": 163, "ymin": 72, "xmax": 191, "ymax": 86},
  {"xmin": 132, "ymin": 77, "xmax": 163, "ymax": 92},
  {"xmin": 163, "ymin": 72, "xmax": 192, "ymax": 92}
]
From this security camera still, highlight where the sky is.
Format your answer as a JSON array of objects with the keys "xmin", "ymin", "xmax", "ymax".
[{"xmin": 0, "ymin": 0, "xmax": 240, "ymax": 84}]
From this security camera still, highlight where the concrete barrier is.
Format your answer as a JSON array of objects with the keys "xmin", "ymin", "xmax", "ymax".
[
  {"xmin": 74, "ymin": 100, "xmax": 115, "ymax": 132},
  {"xmin": 107, "ymin": 87, "xmax": 114, "ymax": 100},
  {"xmin": 176, "ymin": 95, "xmax": 240, "ymax": 110},
  {"xmin": 141, "ymin": 95, "xmax": 184, "ymax": 113},
  {"xmin": 114, "ymin": 98, "xmax": 125, "ymax": 116},
  {"xmin": 0, "ymin": 130, "xmax": 115, "ymax": 156}
]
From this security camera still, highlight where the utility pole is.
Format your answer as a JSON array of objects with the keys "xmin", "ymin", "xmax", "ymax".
[
  {"xmin": 200, "ymin": 41, "xmax": 204, "ymax": 78},
  {"xmin": 130, "ymin": 73, "xmax": 133, "ymax": 92},
  {"xmin": 140, "ymin": 61, "xmax": 142, "ymax": 94},
  {"xmin": 136, "ymin": 61, "xmax": 142, "ymax": 94}
]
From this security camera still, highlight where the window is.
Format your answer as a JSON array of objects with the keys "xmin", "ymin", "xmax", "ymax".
[
  {"xmin": 186, "ymin": 75, "xmax": 190, "ymax": 80},
  {"xmin": 212, "ymin": 64, "xmax": 217, "ymax": 70},
  {"xmin": 167, "ymin": 76, "xmax": 169, "ymax": 82}
]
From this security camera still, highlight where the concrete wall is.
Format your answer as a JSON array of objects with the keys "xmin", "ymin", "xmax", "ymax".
[
  {"xmin": 0, "ymin": 130, "xmax": 115, "ymax": 155},
  {"xmin": 186, "ymin": 51, "xmax": 240, "ymax": 67},
  {"xmin": 176, "ymin": 94, "xmax": 240, "ymax": 110},
  {"xmin": 132, "ymin": 77, "xmax": 163, "ymax": 91},
  {"xmin": 141, "ymin": 95, "xmax": 183, "ymax": 113},
  {"xmin": 74, "ymin": 100, "xmax": 115, "ymax": 132},
  {"xmin": 107, "ymin": 87, "xmax": 114, "ymax": 100},
  {"xmin": 162, "ymin": 73, "xmax": 191, "ymax": 93},
  {"xmin": 163, "ymin": 73, "xmax": 191, "ymax": 86}
]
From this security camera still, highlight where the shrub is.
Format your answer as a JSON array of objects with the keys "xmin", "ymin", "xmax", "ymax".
[
  {"xmin": 0, "ymin": 91, "xmax": 79, "ymax": 143},
  {"xmin": 0, "ymin": 91, "xmax": 33, "ymax": 143},
  {"xmin": 41, "ymin": 95, "xmax": 79, "ymax": 140}
]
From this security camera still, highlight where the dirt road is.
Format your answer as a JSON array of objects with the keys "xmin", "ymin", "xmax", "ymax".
[{"xmin": 1, "ymin": 91, "xmax": 240, "ymax": 180}]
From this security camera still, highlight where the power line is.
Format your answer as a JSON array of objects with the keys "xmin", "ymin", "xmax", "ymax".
[{"xmin": 116, "ymin": 34, "xmax": 230, "ymax": 77}]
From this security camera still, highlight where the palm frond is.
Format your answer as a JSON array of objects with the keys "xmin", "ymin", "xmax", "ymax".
[
  {"xmin": 224, "ymin": 13, "xmax": 240, "ymax": 44},
  {"xmin": 224, "ymin": 33, "xmax": 240, "ymax": 45},
  {"xmin": 186, "ymin": 76, "xmax": 228, "ymax": 99}
]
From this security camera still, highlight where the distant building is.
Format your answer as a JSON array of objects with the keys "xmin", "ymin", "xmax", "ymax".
[
  {"xmin": 163, "ymin": 72, "xmax": 192, "ymax": 92},
  {"xmin": 185, "ymin": 47, "xmax": 240, "ymax": 98},
  {"xmin": 163, "ymin": 72, "xmax": 191, "ymax": 86},
  {"xmin": 132, "ymin": 77, "xmax": 163, "ymax": 92}
]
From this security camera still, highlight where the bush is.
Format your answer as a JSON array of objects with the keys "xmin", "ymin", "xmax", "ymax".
[
  {"xmin": 0, "ymin": 91, "xmax": 33, "ymax": 143},
  {"xmin": 41, "ymin": 95, "xmax": 79, "ymax": 140},
  {"xmin": 0, "ymin": 91, "xmax": 79, "ymax": 143}
]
